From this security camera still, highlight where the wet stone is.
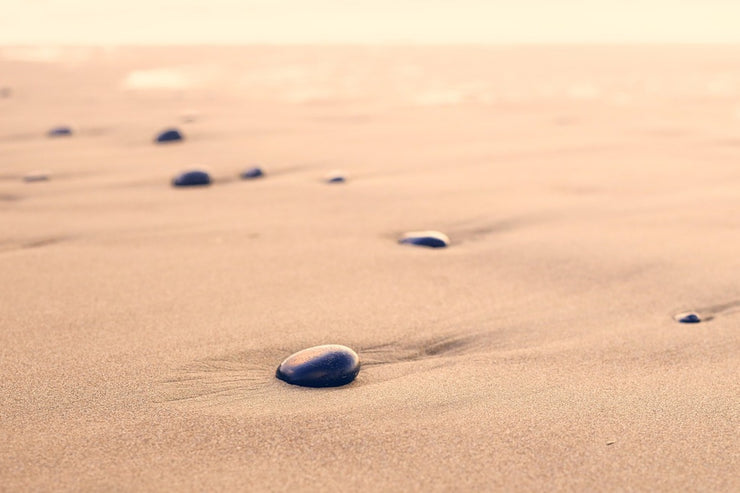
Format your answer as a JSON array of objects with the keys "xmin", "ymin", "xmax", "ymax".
[
  {"xmin": 47, "ymin": 126, "xmax": 73, "ymax": 137},
  {"xmin": 276, "ymin": 344, "xmax": 360, "ymax": 388},
  {"xmin": 677, "ymin": 313, "xmax": 701, "ymax": 324},
  {"xmin": 241, "ymin": 166, "xmax": 264, "ymax": 179},
  {"xmin": 155, "ymin": 128, "xmax": 184, "ymax": 143},
  {"xmin": 325, "ymin": 171, "xmax": 347, "ymax": 183},
  {"xmin": 399, "ymin": 230, "xmax": 450, "ymax": 248},
  {"xmin": 172, "ymin": 170, "xmax": 211, "ymax": 187}
]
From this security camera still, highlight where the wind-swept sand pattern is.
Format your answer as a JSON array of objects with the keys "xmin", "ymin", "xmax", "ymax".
[{"xmin": 0, "ymin": 46, "xmax": 739, "ymax": 491}]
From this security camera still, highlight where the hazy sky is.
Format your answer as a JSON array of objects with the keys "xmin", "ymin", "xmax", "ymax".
[{"xmin": 2, "ymin": 0, "xmax": 739, "ymax": 44}]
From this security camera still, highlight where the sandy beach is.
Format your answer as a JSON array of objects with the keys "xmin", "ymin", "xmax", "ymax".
[{"xmin": 1, "ymin": 45, "xmax": 738, "ymax": 491}]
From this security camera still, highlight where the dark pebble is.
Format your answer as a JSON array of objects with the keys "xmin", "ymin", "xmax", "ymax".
[
  {"xmin": 677, "ymin": 313, "xmax": 701, "ymax": 324},
  {"xmin": 155, "ymin": 128, "xmax": 184, "ymax": 143},
  {"xmin": 172, "ymin": 170, "xmax": 211, "ymax": 187},
  {"xmin": 23, "ymin": 172, "xmax": 50, "ymax": 183},
  {"xmin": 47, "ymin": 126, "xmax": 73, "ymax": 137},
  {"xmin": 325, "ymin": 171, "xmax": 347, "ymax": 183},
  {"xmin": 240, "ymin": 166, "xmax": 264, "ymax": 179},
  {"xmin": 276, "ymin": 344, "xmax": 360, "ymax": 388},
  {"xmin": 399, "ymin": 231, "xmax": 450, "ymax": 248}
]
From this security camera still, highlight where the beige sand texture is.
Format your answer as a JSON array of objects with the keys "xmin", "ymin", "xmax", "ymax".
[{"xmin": 1, "ymin": 46, "xmax": 739, "ymax": 491}]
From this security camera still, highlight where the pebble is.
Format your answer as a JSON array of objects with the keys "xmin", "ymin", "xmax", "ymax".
[
  {"xmin": 23, "ymin": 171, "xmax": 50, "ymax": 183},
  {"xmin": 240, "ymin": 166, "xmax": 264, "ymax": 179},
  {"xmin": 399, "ymin": 231, "xmax": 450, "ymax": 248},
  {"xmin": 325, "ymin": 171, "xmax": 347, "ymax": 183},
  {"xmin": 677, "ymin": 313, "xmax": 701, "ymax": 324},
  {"xmin": 47, "ymin": 126, "xmax": 73, "ymax": 137},
  {"xmin": 172, "ymin": 169, "xmax": 211, "ymax": 187},
  {"xmin": 276, "ymin": 344, "xmax": 360, "ymax": 388},
  {"xmin": 155, "ymin": 128, "xmax": 184, "ymax": 143}
]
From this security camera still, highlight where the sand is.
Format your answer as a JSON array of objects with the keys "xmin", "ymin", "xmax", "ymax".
[{"xmin": 1, "ymin": 45, "xmax": 738, "ymax": 491}]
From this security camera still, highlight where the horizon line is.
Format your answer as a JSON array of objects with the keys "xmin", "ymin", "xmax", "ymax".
[{"xmin": 3, "ymin": 41, "xmax": 740, "ymax": 47}]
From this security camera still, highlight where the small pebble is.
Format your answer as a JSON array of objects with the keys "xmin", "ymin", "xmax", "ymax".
[
  {"xmin": 276, "ymin": 344, "xmax": 360, "ymax": 388},
  {"xmin": 155, "ymin": 128, "xmax": 184, "ymax": 144},
  {"xmin": 172, "ymin": 169, "xmax": 211, "ymax": 187},
  {"xmin": 399, "ymin": 231, "xmax": 450, "ymax": 248},
  {"xmin": 240, "ymin": 166, "xmax": 264, "ymax": 179},
  {"xmin": 677, "ymin": 313, "xmax": 701, "ymax": 324},
  {"xmin": 23, "ymin": 172, "xmax": 50, "ymax": 183},
  {"xmin": 47, "ymin": 126, "xmax": 72, "ymax": 137},
  {"xmin": 325, "ymin": 171, "xmax": 347, "ymax": 184}
]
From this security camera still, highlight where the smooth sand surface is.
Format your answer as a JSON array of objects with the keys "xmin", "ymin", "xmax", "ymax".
[{"xmin": 1, "ymin": 46, "xmax": 738, "ymax": 491}]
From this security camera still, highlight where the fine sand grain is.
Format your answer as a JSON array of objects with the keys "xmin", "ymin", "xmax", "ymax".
[{"xmin": 1, "ymin": 46, "xmax": 739, "ymax": 491}]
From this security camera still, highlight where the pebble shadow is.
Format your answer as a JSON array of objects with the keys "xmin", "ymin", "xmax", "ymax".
[
  {"xmin": 158, "ymin": 330, "xmax": 500, "ymax": 409},
  {"xmin": 674, "ymin": 300, "xmax": 740, "ymax": 323},
  {"xmin": 387, "ymin": 214, "xmax": 551, "ymax": 246}
]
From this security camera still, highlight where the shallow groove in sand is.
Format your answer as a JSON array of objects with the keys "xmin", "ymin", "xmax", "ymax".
[
  {"xmin": 0, "ymin": 235, "xmax": 70, "ymax": 253},
  {"xmin": 686, "ymin": 300, "xmax": 740, "ymax": 322},
  {"xmin": 388, "ymin": 214, "xmax": 550, "ymax": 246},
  {"xmin": 0, "ymin": 193, "xmax": 23, "ymax": 202}
]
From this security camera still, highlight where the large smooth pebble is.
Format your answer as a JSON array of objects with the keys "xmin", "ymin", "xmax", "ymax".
[
  {"xmin": 399, "ymin": 231, "xmax": 450, "ymax": 248},
  {"xmin": 276, "ymin": 344, "xmax": 360, "ymax": 388},
  {"xmin": 155, "ymin": 128, "xmax": 184, "ymax": 143},
  {"xmin": 172, "ymin": 169, "xmax": 211, "ymax": 187}
]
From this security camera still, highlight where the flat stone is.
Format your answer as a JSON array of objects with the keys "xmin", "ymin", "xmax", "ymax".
[
  {"xmin": 276, "ymin": 344, "xmax": 360, "ymax": 388},
  {"xmin": 399, "ymin": 230, "xmax": 450, "ymax": 248},
  {"xmin": 155, "ymin": 128, "xmax": 184, "ymax": 143},
  {"xmin": 325, "ymin": 171, "xmax": 347, "ymax": 183},
  {"xmin": 172, "ymin": 170, "xmax": 211, "ymax": 187},
  {"xmin": 240, "ymin": 166, "xmax": 264, "ymax": 179},
  {"xmin": 23, "ymin": 171, "xmax": 50, "ymax": 183},
  {"xmin": 677, "ymin": 313, "xmax": 701, "ymax": 324},
  {"xmin": 47, "ymin": 126, "xmax": 72, "ymax": 137}
]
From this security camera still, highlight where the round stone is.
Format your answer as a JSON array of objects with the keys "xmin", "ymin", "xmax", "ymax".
[
  {"xmin": 240, "ymin": 166, "xmax": 264, "ymax": 179},
  {"xmin": 325, "ymin": 171, "xmax": 347, "ymax": 183},
  {"xmin": 399, "ymin": 231, "xmax": 450, "ymax": 248},
  {"xmin": 23, "ymin": 171, "xmax": 50, "ymax": 183},
  {"xmin": 276, "ymin": 344, "xmax": 360, "ymax": 388},
  {"xmin": 47, "ymin": 126, "xmax": 72, "ymax": 137},
  {"xmin": 172, "ymin": 170, "xmax": 211, "ymax": 187},
  {"xmin": 676, "ymin": 313, "xmax": 701, "ymax": 324},
  {"xmin": 155, "ymin": 128, "xmax": 184, "ymax": 143}
]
